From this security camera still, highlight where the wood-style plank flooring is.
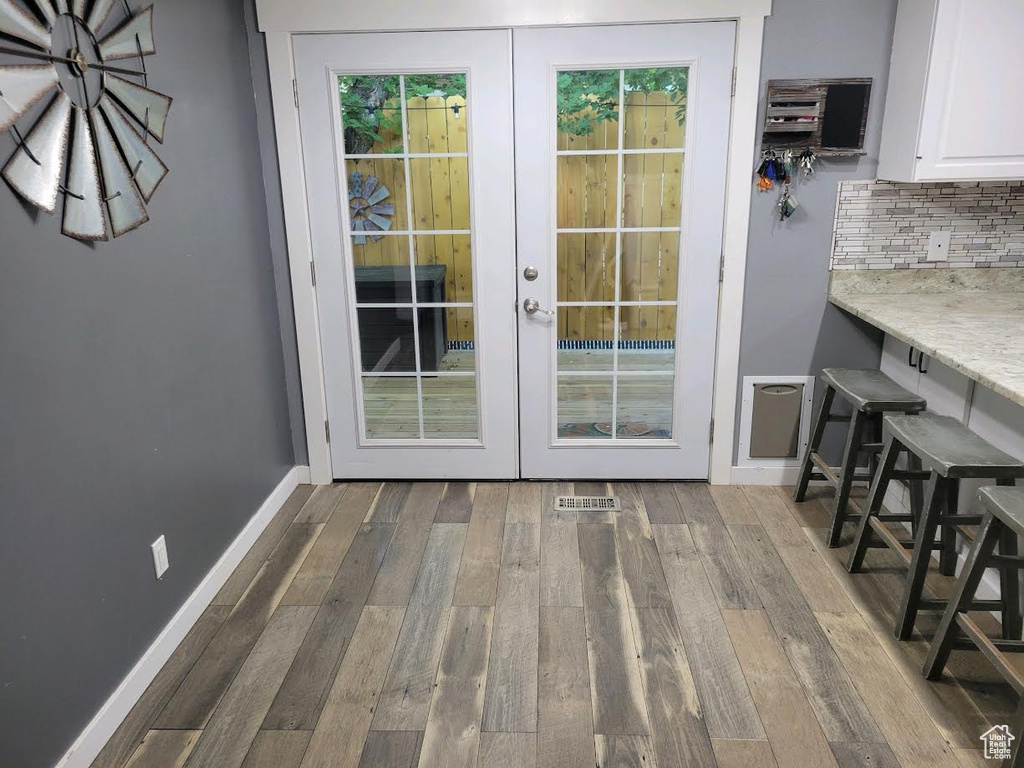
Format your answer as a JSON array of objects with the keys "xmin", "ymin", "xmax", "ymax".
[{"xmin": 96, "ymin": 482, "xmax": 1018, "ymax": 768}]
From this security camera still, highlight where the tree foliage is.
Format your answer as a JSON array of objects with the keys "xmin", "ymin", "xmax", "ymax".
[
  {"xmin": 339, "ymin": 74, "xmax": 466, "ymax": 154},
  {"xmin": 339, "ymin": 68, "xmax": 687, "ymax": 151},
  {"xmin": 557, "ymin": 68, "xmax": 689, "ymax": 137}
]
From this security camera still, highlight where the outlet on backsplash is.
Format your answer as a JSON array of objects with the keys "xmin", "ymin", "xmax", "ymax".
[
  {"xmin": 926, "ymin": 231, "xmax": 951, "ymax": 262},
  {"xmin": 831, "ymin": 180, "xmax": 1024, "ymax": 270}
]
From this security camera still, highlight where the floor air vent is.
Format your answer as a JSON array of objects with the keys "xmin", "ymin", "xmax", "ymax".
[{"xmin": 555, "ymin": 496, "xmax": 621, "ymax": 512}]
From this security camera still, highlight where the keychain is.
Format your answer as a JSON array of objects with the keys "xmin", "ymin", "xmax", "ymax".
[
  {"xmin": 799, "ymin": 147, "xmax": 816, "ymax": 177},
  {"xmin": 778, "ymin": 182, "xmax": 799, "ymax": 221},
  {"xmin": 755, "ymin": 149, "xmax": 778, "ymax": 191}
]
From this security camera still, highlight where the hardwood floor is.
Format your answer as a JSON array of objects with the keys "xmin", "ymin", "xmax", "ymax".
[{"xmin": 95, "ymin": 481, "xmax": 1017, "ymax": 768}]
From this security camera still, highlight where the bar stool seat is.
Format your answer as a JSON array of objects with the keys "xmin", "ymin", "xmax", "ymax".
[
  {"xmin": 849, "ymin": 412, "xmax": 1024, "ymax": 640},
  {"xmin": 794, "ymin": 368, "xmax": 926, "ymax": 549},
  {"xmin": 823, "ymin": 368, "xmax": 926, "ymax": 414},
  {"xmin": 885, "ymin": 413, "xmax": 1024, "ymax": 479},
  {"xmin": 923, "ymin": 487, "xmax": 1024, "ymax": 768}
]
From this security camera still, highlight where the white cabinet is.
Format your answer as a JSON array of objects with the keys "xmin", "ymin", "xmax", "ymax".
[
  {"xmin": 877, "ymin": 0, "xmax": 1024, "ymax": 182},
  {"xmin": 880, "ymin": 334, "xmax": 972, "ymax": 420},
  {"xmin": 880, "ymin": 335, "xmax": 920, "ymax": 393},
  {"xmin": 916, "ymin": 353, "xmax": 973, "ymax": 421}
]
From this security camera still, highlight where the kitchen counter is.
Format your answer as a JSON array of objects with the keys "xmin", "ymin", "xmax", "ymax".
[{"xmin": 829, "ymin": 269, "xmax": 1024, "ymax": 407}]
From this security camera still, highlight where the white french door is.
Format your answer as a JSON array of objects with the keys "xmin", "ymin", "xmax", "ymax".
[
  {"xmin": 294, "ymin": 31, "xmax": 518, "ymax": 479},
  {"xmin": 293, "ymin": 23, "xmax": 734, "ymax": 480},
  {"xmin": 516, "ymin": 24, "xmax": 735, "ymax": 479}
]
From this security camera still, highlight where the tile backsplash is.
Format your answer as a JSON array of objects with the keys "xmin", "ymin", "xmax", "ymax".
[{"xmin": 830, "ymin": 180, "xmax": 1024, "ymax": 270}]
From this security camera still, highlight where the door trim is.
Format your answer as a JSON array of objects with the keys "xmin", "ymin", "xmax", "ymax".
[{"xmin": 257, "ymin": 6, "xmax": 769, "ymax": 484}]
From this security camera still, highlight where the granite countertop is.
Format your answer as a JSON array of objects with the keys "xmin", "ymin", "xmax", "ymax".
[{"xmin": 829, "ymin": 269, "xmax": 1024, "ymax": 407}]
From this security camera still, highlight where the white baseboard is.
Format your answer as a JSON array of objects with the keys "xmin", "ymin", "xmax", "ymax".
[
  {"xmin": 55, "ymin": 465, "xmax": 310, "ymax": 768},
  {"xmin": 728, "ymin": 464, "xmax": 800, "ymax": 485}
]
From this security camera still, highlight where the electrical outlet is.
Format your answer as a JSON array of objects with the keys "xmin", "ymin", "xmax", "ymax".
[
  {"xmin": 151, "ymin": 535, "xmax": 169, "ymax": 579},
  {"xmin": 927, "ymin": 230, "xmax": 951, "ymax": 261}
]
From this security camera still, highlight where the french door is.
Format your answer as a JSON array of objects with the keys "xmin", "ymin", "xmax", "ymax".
[
  {"xmin": 294, "ymin": 31, "xmax": 519, "ymax": 479},
  {"xmin": 516, "ymin": 24, "xmax": 734, "ymax": 478},
  {"xmin": 293, "ymin": 24, "xmax": 734, "ymax": 480}
]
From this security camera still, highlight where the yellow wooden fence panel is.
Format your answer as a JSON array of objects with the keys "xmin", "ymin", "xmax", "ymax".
[{"xmin": 347, "ymin": 91, "xmax": 684, "ymax": 346}]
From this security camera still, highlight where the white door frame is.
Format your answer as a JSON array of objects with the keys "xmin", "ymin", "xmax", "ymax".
[{"xmin": 255, "ymin": 0, "xmax": 770, "ymax": 484}]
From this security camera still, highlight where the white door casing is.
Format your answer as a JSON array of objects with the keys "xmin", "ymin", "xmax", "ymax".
[{"xmin": 255, "ymin": 2, "xmax": 769, "ymax": 484}]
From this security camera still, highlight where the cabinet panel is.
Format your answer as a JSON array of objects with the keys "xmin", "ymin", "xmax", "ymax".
[
  {"xmin": 880, "ymin": 335, "xmax": 920, "ymax": 393},
  {"xmin": 916, "ymin": 354, "xmax": 971, "ymax": 420},
  {"xmin": 916, "ymin": 0, "xmax": 1024, "ymax": 180},
  {"xmin": 878, "ymin": 0, "xmax": 1024, "ymax": 182}
]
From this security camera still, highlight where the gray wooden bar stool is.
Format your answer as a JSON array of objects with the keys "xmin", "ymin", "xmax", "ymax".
[
  {"xmin": 849, "ymin": 413, "xmax": 1024, "ymax": 640},
  {"xmin": 794, "ymin": 368, "xmax": 926, "ymax": 548},
  {"xmin": 923, "ymin": 487, "xmax": 1024, "ymax": 768}
]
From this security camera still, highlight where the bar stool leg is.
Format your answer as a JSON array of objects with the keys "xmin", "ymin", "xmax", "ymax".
[
  {"xmin": 897, "ymin": 471, "xmax": 945, "ymax": 640},
  {"xmin": 828, "ymin": 409, "xmax": 868, "ymax": 548},
  {"xmin": 848, "ymin": 434, "xmax": 900, "ymax": 573},
  {"xmin": 1006, "ymin": 696, "xmax": 1024, "ymax": 768},
  {"xmin": 794, "ymin": 385, "xmax": 835, "ymax": 502},
  {"xmin": 908, "ymin": 452, "xmax": 924, "ymax": 537},
  {"xmin": 923, "ymin": 513, "xmax": 1001, "ymax": 679},
  {"xmin": 939, "ymin": 478, "xmax": 961, "ymax": 577},
  {"xmin": 997, "ymin": 480, "xmax": 1023, "ymax": 641}
]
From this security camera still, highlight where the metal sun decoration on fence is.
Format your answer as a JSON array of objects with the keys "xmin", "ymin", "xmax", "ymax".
[{"xmin": 0, "ymin": 0, "xmax": 171, "ymax": 241}]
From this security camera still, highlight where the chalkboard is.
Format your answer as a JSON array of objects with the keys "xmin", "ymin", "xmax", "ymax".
[{"xmin": 822, "ymin": 82, "xmax": 872, "ymax": 149}]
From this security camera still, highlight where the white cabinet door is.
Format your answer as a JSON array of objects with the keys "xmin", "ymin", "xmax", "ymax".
[
  {"xmin": 916, "ymin": 354, "xmax": 971, "ymax": 421},
  {"xmin": 879, "ymin": 0, "xmax": 1024, "ymax": 182},
  {"xmin": 916, "ymin": 0, "xmax": 1024, "ymax": 180}
]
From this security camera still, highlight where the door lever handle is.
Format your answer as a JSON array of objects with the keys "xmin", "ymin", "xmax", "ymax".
[{"xmin": 523, "ymin": 297, "xmax": 555, "ymax": 316}]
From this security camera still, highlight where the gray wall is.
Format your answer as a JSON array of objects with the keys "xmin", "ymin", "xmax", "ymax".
[
  {"xmin": 0, "ymin": 2, "xmax": 295, "ymax": 766},
  {"xmin": 735, "ymin": 0, "xmax": 897, "ymax": 462}
]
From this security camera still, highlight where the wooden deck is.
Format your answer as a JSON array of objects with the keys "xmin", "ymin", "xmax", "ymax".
[
  {"xmin": 92, "ymin": 482, "xmax": 1017, "ymax": 768},
  {"xmin": 364, "ymin": 349, "xmax": 676, "ymax": 439}
]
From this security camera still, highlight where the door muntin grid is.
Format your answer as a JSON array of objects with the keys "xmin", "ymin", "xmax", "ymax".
[
  {"xmin": 334, "ymin": 73, "xmax": 481, "ymax": 443},
  {"xmin": 553, "ymin": 67, "xmax": 689, "ymax": 443}
]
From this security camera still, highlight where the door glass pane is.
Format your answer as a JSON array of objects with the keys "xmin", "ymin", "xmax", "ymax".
[
  {"xmin": 557, "ymin": 233, "xmax": 615, "ymax": 304},
  {"xmin": 414, "ymin": 234, "xmax": 473, "ymax": 303},
  {"xmin": 346, "ymin": 158, "xmax": 408, "ymax": 232},
  {"xmin": 617, "ymin": 375, "xmax": 675, "ymax": 438},
  {"xmin": 357, "ymin": 307, "xmax": 417, "ymax": 373},
  {"xmin": 620, "ymin": 232, "xmax": 680, "ymax": 302},
  {"xmin": 556, "ymin": 70, "xmax": 620, "ymax": 150},
  {"xmin": 422, "ymin": 307, "xmax": 475, "ymax": 373},
  {"xmin": 557, "ymin": 306, "xmax": 615, "ymax": 372},
  {"xmin": 339, "ymin": 75, "xmax": 403, "ymax": 155},
  {"xmin": 553, "ymin": 66, "xmax": 688, "ymax": 442},
  {"xmin": 410, "ymin": 156, "xmax": 470, "ymax": 230},
  {"xmin": 353, "ymin": 259, "xmax": 413, "ymax": 303},
  {"xmin": 621, "ymin": 153, "xmax": 683, "ymax": 228},
  {"xmin": 622, "ymin": 68, "xmax": 688, "ymax": 149},
  {"xmin": 405, "ymin": 74, "xmax": 467, "ymax": 152},
  {"xmin": 556, "ymin": 155, "xmax": 617, "ymax": 229},
  {"xmin": 557, "ymin": 375, "xmax": 613, "ymax": 439},
  {"xmin": 340, "ymin": 72, "xmax": 479, "ymax": 442},
  {"xmin": 422, "ymin": 376, "xmax": 479, "ymax": 438},
  {"xmin": 364, "ymin": 376, "xmax": 419, "ymax": 439}
]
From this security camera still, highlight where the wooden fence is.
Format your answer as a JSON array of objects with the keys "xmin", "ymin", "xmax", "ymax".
[{"xmin": 349, "ymin": 92, "xmax": 683, "ymax": 344}]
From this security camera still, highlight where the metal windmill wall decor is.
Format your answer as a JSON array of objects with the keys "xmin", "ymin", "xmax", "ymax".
[
  {"xmin": 0, "ymin": 0, "xmax": 171, "ymax": 240},
  {"xmin": 348, "ymin": 171, "xmax": 394, "ymax": 244}
]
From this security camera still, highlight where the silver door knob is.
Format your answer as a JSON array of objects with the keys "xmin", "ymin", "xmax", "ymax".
[{"xmin": 522, "ymin": 298, "xmax": 554, "ymax": 315}]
